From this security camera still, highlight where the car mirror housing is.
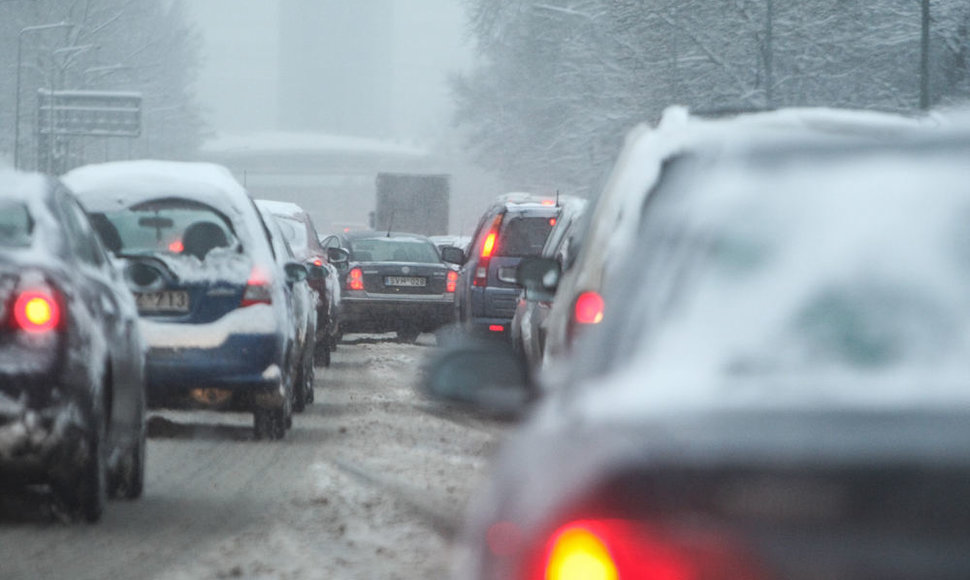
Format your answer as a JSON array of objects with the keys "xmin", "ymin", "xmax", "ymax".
[
  {"xmin": 327, "ymin": 247, "xmax": 350, "ymax": 265},
  {"xmin": 516, "ymin": 257, "xmax": 561, "ymax": 301},
  {"xmin": 440, "ymin": 246, "xmax": 465, "ymax": 265},
  {"xmin": 284, "ymin": 262, "xmax": 308, "ymax": 284},
  {"xmin": 423, "ymin": 331, "xmax": 532, "ymax": 418},
  {"xmin": 306, "ymin": 263, "xmax": 327, "ymax": 280}
]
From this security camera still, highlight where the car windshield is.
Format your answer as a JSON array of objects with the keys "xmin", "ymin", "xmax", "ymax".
[
  {"xmin": 94, "ymin": 199, "xmax": 238, "ymax": 260},
  {"xmin": 0, "ymin": 201, "xmax": 32, "ymax": 248},
  {"xmin": 349, "ymin": 238, "xmax": 439, "ymax": 263}
]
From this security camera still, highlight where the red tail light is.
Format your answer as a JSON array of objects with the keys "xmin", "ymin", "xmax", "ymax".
[
  {"xmin": 489, "ymin": 324, "xmax": 506, "ymax": 333},
  {"xmin": 446, "ymin": 270, "xmax": 458, "ymax": 293},
  {"xmin": 474, "ymin": 216, "xmax": 503, "ymax": 287},
  {"xmin": 574, "ymin": 291, "xmax": 605, "ymax": 325},
  {"xmin": 347, "ymin": 267, "xmax": 364, "ymax": 291},
  {"xmin": 312, "ymin": 258, "xmax": 323, "ymax": 267},
  {"xmin": 241, "ymin": 267, "xmax": 272, "ymax": 307},
  {"xmin": 13, "ymin": 289, "xmax": 61, "ymax": 333},
  {"xmin": 481, "ymin": 232, "xmax": 497, "ymax": 258},
  {"xmin": 168, "ymin": 239, "xmax": 184, "ymax": 253},
  {"xmin": 530, "ymin": 519, "xmax": 769, "ymax": 580}
]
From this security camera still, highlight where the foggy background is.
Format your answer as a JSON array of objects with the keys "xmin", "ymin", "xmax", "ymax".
[{"xmin": 187, "ymin": 0, "xmax": 497, "ymax": 236}]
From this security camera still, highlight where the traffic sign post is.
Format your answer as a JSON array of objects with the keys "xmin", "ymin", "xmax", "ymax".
[{"xmin": 36, "ymin": 90, "xmax": 142, "ymax": 173}]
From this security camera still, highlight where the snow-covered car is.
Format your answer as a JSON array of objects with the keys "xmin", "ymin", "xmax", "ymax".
[
  {"xmin": 325, "ymin": 231, "xmax": 460, "ymax": 342},
  {"xmin": 63, "ymin": 161, "xmax": 304, "ymax": 440},
  {"xmin": 255, "ymin": 200, "xmax": 317, "ymax": 412},
  {"xmin": 426, "ymin": 129, "xmax": 970, "ymax": 578},
  {"xmin": 256, "ymin": 199, "xmax": 346, "ymax": 365},
  {"xmin": 539, "ymin": 106, "xmax": 934, "ymax": 372},
  {"xmin": 0, "ymin": 171, "xmax": 146, "ymax": 522}
]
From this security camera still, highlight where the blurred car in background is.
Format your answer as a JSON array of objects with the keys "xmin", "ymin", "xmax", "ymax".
[
  {"xmin": 539, "ymin": 106, "xmax": 932, "ymax": 372},
  {"xmin": 256, "ymin": 199, "xmax": 346, "ymax": 364},
  {"xmin": 430, "ymin": 234, "xmax": 472, "ymax": 256},
  {"xmin": 64, "ymin": 161, "xmax": 305, "ymax": 441},
  {"xmin": 0, "ymin": 171, "xmax": 146, "ymax": 522},
  {"xmin": 323, "ymin": 231, "xmax": 461, "ymax": 342},
  {"xmin": 454, "ymin": 194, "xmax": 562, "ymax": 338},
  {"xmin": 426, "ymin": 128, "xmax": 970, "ymax": 579},
  {"xmin": 256, "ymin": 200, "xmax": 317, "ymax": 412},
  {"xmin": 510, "ymin": 196, "xmax": 587, "ymax": 375}
]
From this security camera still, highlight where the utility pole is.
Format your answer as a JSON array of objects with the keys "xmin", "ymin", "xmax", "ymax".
[
  {"xmin": 919, "ymin": 0, "xmax": 930, "ymax": 110},
  {"xmin": 765, "ymin": 0, "xmax": 774, "ymax": 108}
]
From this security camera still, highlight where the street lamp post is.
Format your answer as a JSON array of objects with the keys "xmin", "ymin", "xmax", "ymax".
[{"xmin": 13, "ymin": 21, "xmax": 73, "ymax": 170}]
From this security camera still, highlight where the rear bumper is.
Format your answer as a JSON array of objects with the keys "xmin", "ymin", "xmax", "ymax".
[
  {"xmin": 144, "ymin": 334, "xmax": 284, "ymax": 409},
  {"xmin": 340, "ymin": 293, "xmax": 455, "ymax": 333},
  {"xmin": 0, "ymin": 377, "xmax": 91, "ymax": 482}
]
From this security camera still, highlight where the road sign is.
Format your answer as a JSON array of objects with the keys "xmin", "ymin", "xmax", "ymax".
[{"xmin": 38, "ymin": 89, "xmax": 142, "ymax": 137}]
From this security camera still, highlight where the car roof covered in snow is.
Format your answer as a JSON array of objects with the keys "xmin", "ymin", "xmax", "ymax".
[
  {"xmin": 254, "ymin": 199, "xmax": 306, "ymax": 220},
  {"xmin": 62, "ymin": 160, "xmax": 250, "ymax": 217},
  {"xmin": 0, "ymin": 171, "xmax": 63, "ymax": 258}
]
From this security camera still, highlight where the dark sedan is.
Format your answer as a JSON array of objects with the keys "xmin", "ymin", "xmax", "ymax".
[
  {"xmin": 326, "ymin": 231, "xmax": 460, "ymax": 342},
  {"xmin": 0, "ymin": 171, "xmax": 146, "ymax": 522},
  {"xmin": 426, "ymin": 128, "xmax": 970, "ymax": 578}
]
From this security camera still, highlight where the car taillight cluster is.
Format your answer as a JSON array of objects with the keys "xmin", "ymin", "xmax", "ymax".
[
  {"xmin": 446, "ymin": 270, "xmax": 458, "ymax": 293},
  {"xmin": 474, "ymin": 216, "xmax": 503, "ymax": 287},
  {"xmin": 347, "ymin": 267, "xmax": 364, "ymax": 291},
  {"xmin": 574, "ymin": 291, "xmax": 605, "ymax": 325},
  {"xmin": 241, "ymin": 267, "xmax": 272, "ymax": 307},
  {"xmin": 527, "ymin": 519, "xmax": 769, "ymax": 580},
  {"xmin": 11, "ymin": 288, "xmax": 62, "ymax": 333}
]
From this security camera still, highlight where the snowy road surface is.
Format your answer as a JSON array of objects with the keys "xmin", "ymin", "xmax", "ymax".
[{"xmin": 0, "ymin": 335, "xmax": 507, "ymax": 580}]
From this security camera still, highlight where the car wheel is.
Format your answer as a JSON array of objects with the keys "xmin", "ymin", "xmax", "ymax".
[
  {"xmin": 397, "ymin": 326, "xmax": 421, "ymax": 343},
  {"xmin": 253, "ymin": 407, "xmax": 286, "ymax": 440},
  {"xmin": 315, "ymin": 337, "xmax": 331, "ymax": 367},
  {"xmin": 55, "ymin": 427, "xmax": 106, "ymax": 523},
  {"xmin": 109, "ymin": 430, "xmax": 145, "ymax": 500}
]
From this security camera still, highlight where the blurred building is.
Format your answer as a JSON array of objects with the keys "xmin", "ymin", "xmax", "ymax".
[{"xmin": 278, "ymin": 0, "xmax": 394, "ymax": 137}]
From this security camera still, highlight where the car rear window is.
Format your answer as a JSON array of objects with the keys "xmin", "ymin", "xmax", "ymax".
[
  {"xmin": 0, "ymin": 201, "xmax": 32, "ymax": 247},
  {"xmin": 349, "ymin": 238, "xmax": 439, "ymax": 263},
  {"xmin": 93, "ymin": 198, "xmax": 238, "ymax": 259},
  {"xmin": 497, "ymin": 215, "xmax": 555, "ymax": 257}
]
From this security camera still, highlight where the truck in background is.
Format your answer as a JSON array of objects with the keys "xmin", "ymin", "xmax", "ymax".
[{"xmin": 372, "ymin": 172, "xmax": 450, "ymax": 236}]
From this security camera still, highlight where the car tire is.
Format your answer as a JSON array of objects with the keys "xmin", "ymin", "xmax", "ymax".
[
  {"xmin": 293, "ymin": 349, "xmax": 312, "ymax": 413},
  {"xmin": 253, "ymin": 407, "xmax": 286, "ymax": 440},
  {"xmin": 397, "ymin": 327, "xmax": 421, "ymax": 343},
  {"xmin": 55, "ymin": 426, "xmax": 106, "ymax": 523},
  {"xmin": 109, "ymin": 430, "xmax": 145, "ymax": 500},
  {"xmin": 315, "ymin": 338, "xmax": 331, "ymax": 367}
]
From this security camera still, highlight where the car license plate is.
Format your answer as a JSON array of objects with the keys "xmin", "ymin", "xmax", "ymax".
[
  {"xmin": 136, "ymin": 291, "xmax": 190, "ymax": 312},
  {"xmin": 385, "ymin": 276, "xmax": 426, "ymax": 287}
]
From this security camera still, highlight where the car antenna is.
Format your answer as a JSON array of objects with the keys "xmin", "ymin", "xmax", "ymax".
[
  {"xmin": 386, "ymin": 210, "xmax": 394, "ymax": 238},
  {"xmin": 556, "ymin": 189, "xmax": 560, "ymax": 207}
]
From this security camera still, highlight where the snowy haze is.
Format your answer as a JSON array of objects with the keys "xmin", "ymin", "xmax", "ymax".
[{"xmin": 187, "ymin": 0, "xmax": 472, "ymax": 141}]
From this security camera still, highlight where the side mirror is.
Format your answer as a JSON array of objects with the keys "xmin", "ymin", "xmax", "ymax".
[
  {"xmin": 440, "ymin": 246, "xmax": 465, "ymax": 265},
  {"xmin": 284, "ymin": 262, "xmax": 308, "ymax": 284},
  {"xmin": 327, "ymin": 247, "xmax": 350, "ymax": 265},
  {"xmin": 423, "ymin": 329, "xmax": 532, "ymax": 419},
  {"xmin": 516, "ymin": 257, "xmax": 561, "ymax": 301},
  {"xmin": 306, "ymin": 263, "xmax": 326, "ymax": 280}
]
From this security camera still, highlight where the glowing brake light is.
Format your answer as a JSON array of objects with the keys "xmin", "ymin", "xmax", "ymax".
[
  {"xmin": 313, "ymin": 258, "xmax": 323, "ymax": 267},
  {"xmin": 348, "ymin": 267, "xmax": 364, "ymax": 291},
  {"xmin": 481, "ymin": 232, "xmax": 497, "ymax": 259},
  {"xmin": 168, "ymin": 239, "xmax": 184, "ymax": 253},
  {"xmin": 541, "ymin": 199, "xmax": 556, "ymax": 206},
  {"xmin": 574, "ymin": 291, "xmax": 604, "ymax": 325},
  {"xmin": 241, "ymin": 267, "xmax": 272, "ymax": 307},
  {"xmin": 549, "ymin": 218, "xmax": 557, "ymax": 227},
  {"xmin": 531, "ymin": 519, "xmax": 770, "ymax": 580},
  {"xmin": 13, "ymin": 290, "xmax": 61, "ymax": 332},
  {"xmin": 545, "ymin": 523, "xmax": 618, "ymax": 580},
  {"xmin": 446, "ymin": 270, "xmax": 458, "ymax": 293}
]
